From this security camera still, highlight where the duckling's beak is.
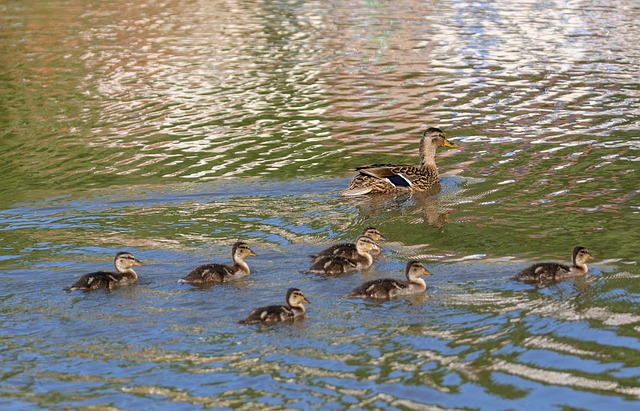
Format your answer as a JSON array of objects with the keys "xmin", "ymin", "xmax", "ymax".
[
  {"xmin": 586, "ymin": 253, "xmax": 594, "ymax": 261},
  {"xmin": 248, "ymin": 250, "xmax": 258, "ymax": 257},
  {"xmin": 422, "ymin": 268, "xmax": 432, "ymax": 276},
  {"xmin": 302, "ymin": 296, "xmax": 311, "ymax": 304},
  {"xmin": 442, "ymin": 138, "xmax": 458, "ymax": 149},
  {"xmin": 132, "ymin": 258, "xmax": 144, "ymax": 266}
]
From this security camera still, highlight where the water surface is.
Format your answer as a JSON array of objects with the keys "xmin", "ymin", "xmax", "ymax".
[{"xmin": 1, "ymin": 0, "xmax": 639, "ymax": 410}]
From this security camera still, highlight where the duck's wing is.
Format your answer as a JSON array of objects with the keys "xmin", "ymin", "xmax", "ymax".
[{"xmin": 357, "ymin": 164, "xmax": 416, "ymax": 188}]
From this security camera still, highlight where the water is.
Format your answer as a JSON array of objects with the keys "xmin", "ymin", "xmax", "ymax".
[{"xmin": 1, "ymin": 0, "xmax": 639, "ymax": 409}]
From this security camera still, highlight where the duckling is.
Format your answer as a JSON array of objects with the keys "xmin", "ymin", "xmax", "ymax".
[
  {"xmin": 306, "ymin": 235, "xmax": 379, "ymax": 275},
  {"xmin": 347, "ymin": 260, "xmax": 431, "ymax": 299},
  {"xmin": 310, "ymin": 227, "xmax": 385, "ymax": 261},
  {"xmin": 512, "ymin": 246, "xmax": 594, "ymax": 283},
  {"xmin": 178, "ymin": 242, "xmax": 257, "ymax": 285},
  {"xmin": 239, "ymin": 288, "xmax": 310, "ymax": 325},
  {"xmin": 64, "ymin": 251, "xmax": 143, "ymax": 291},
  {"xmin": 341, "ymin": 127, "xmax": 458, "ymax": 196}
]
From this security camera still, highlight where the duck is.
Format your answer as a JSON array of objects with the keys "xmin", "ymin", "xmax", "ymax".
[
  {"xmin": 239, "ymin": 288, "xmax": 310, "ymax": 325},
  {"xmin": 178, "ymin": 242, "xmax": 257, "ymax": 285},
  {"xmin": 340, "ymin": 127, "xmax": 458, "ymax": 196},
  {"xmin": 64, "ymin": 251, "xmax": 143, "ymax": 291},
  {"xmin": 347, "ymin": 260, "xmax": 431, "ymax": 299},
  {"xmin": 305, "ymin": 235, "xmax": 379, "ymax": 275},
  {"xmin": 310, "ymin": 227, "xmax": 385, "ymax": 261},
  {"xmin": 512, "ymin": 246, "xmax": 594, "ymax": 283}
]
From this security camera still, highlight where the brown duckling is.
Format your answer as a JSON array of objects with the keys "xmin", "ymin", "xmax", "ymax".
[
  {"xmin": 179, "ymin": 242, "xmax": 257, "ymax": 285},
  {"xmin": 64, "ymin": 251, "xmax": 143, "ymax": 291},
  {"xmin": 310, "ymin": 227, "xmax": 385, "ymax": 261},
  {"xmin": 239, "ymin": 288, "xmax": 310, "ymax": 325},
  {"xmin": 513, "ymin": 246, "xmax": 594, "ymax": 283},
  {"xmin": 347, "ymin": 260, "xmax": 431, "ymax": 299},
  {"xmin": 306, "ymin": 236, "xmax": 379, "ymax": 275},
  {"xmin": 340, "ymin": 127, "xmax": 457, "ymax": 196}
]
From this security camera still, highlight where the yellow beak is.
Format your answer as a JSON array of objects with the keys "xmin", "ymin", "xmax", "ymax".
[{"xmin": 442, "ymin": 138, "xmax": 458, "ymax": 149}]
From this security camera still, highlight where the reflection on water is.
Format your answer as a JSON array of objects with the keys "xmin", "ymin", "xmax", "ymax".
[{"xmin": 1, "ymin": 0, "xmax": 639, "ymax": 410}]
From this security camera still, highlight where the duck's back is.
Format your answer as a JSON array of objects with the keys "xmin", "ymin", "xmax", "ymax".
[
  {"xmin": 348, "ymin": 278, "xmax": 408, "ymax": 299},
  {"xmin": 240, "ymin": 304, "xmax": 294, "ymax": 324},
  {"xmin": 64, "ymin": 271, "xmax": 122, "ymax": 291},
  {"xmin": 311, "ymin": 243, "xmax": 357, "ymax": 260},
  {"xmin": 513, "ymin": 262, "xmax": 571, "ymax": 282},
  {"xmin": 180, "ymin": 264, "xmax": 233, "ymax": 284},
  {"xmin": 307, "ymin": 255, "xmax": 357, "ymax": 275}
]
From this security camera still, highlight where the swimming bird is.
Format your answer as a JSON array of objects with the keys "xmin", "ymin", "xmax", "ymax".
[
  {"xmin": 179, "ymin": 242, "xmax": 257, "ymax": 285},
  {"xmin": 306, "ymin": 235, "xmax": 379, "ymax": 275},
  {"xmin": 64, "ymin": 251, "xmax": 143, "ymax": 291},
  {"xmin": 341, "ymin": 127, "xmax": 458, "ymax": 196},
  {"xmin": 310, "ymin": 227, "xmax": 385, "ymax": 261},
  {"xmin": 512, "ymin": 246, "xmax": 594, "ymax": 283},
  {"xmin": 239, "ymin": 288, "xmax": 310, "ymax": 325},
  {"xmin": 347, "ymin": 260, "xmax": 431, "ymax": 299}
]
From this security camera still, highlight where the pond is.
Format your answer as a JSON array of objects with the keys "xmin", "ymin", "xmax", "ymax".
[{"xmin": 1, "ymin": 0, "xmax": 639, "ymax": 410}]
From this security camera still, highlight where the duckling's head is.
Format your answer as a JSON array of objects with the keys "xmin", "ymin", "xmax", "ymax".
[
  {"xmin": 405, "ymin": 260, "xmax": 431, "ymax": 280},
  {"xmin": 420, "ymin": 127, "xmax": 457, "ymax": 154},
  {"xmin": 232, "ymin": 242, "xmax": 257, "ymax": 260},
  {"xmin": 361, "ymin": 227, "xmax": 385, "ymax": 242},
  {"xmin": 354, "ymin": 235, "xmax": 380, "ymax": 254},
  {"xmin": 286, "ymin": 288, "xmax": 310, "ymax": 307},
  {"xmin": 114, "ymin": 251, "xmax": 143, "ymax": 270},
  {"xmin": 573, "ymin": 246, "xmax": 594, "ymax": 265}
]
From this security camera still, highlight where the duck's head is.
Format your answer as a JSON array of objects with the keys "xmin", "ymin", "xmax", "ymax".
[
  {"xmin": 114, "ymin": 251, "xmax": 143, "ymax": 270},
  {"xmin": 573, "ymin": 246, "xmax": 594, "ymax": 265},
  {"xmin": 405, "ymin": 260, "xmax": 431, "ymax": 280},
  {"xmin": 361, "ymin": 227, "xmax": 385, "ymax": 242},
  {"xmin": 286, "ymin": 288, "xmax": 310, "ymax": 307},
  {"xmin": 232, "ymin": 242, "xmax": 258, "ymax": 260},
  {"xmin": 421, "ymin": 127, "xmax": 457, "ymax": 151},
  {"xmin": 354, "ymin": 235, "xmax": 380, "ymax": 254}
]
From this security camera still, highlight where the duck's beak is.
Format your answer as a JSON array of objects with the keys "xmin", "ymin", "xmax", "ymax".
[
  {"xmin": 586, "ymin": 253, "xmax": 594, "ymax": 261},
  {"xmin": 248, "ymin": 250, "xmax": 258, "ymax": 257},
  {"xmin": 442, "ymin": 138, "xmax": 458, "ymax": 149},
  {"xmin": 423, "ymin": 268, "xmax": 432, "ymax": 276},
  {"xmin": 132, "ymin": 258, "xmax": 144, "ymax": 266},
  {"xmin": 302, "ymin": 296, "xmax": 311, "ymax": 304}
]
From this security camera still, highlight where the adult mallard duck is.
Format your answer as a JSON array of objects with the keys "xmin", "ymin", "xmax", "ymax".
[
  {"xmin": 306, "ymin": 235, "xmax": 379, "ymax": 275},
  {"xmin": 178, "ymin": 242, "xmax": 257, "ymax": 285},
  {"xmin": 64, "ymin": 251, "xmax": 143, "ymax": 291},
  {"xmin": 310, "ymin": 227, "xmax": 385, "ymax": 261},
  {"xmin": 512, "ymin": 246, "xmax": 594, "ymax": 283},
  {"xmin": 341, "ymin": 127, "xmax": 458, "ymax": 196},
  {"xmin": 239, "ymin": 288, "xmax": 310, "ymax": 325},
  {"xmin": 347, "ymin": 260, "xmax": 431, "ymax": 299}
]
